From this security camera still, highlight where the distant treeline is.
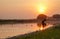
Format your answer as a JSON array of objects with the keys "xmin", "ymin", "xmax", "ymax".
[{"xmin": 0, "ymin": 19, "xmax": 37, "ymax": 24}]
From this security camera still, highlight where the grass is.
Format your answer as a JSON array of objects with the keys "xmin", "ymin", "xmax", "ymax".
[{"xmin": 7, "ymin": 25, "xmax": 60, "ymax": 39}]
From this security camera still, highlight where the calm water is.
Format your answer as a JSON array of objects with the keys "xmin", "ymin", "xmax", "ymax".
[
  {"xmin": 0, "ymin": 23, "xmax": 40, "ymax": 39},
  {"xmin": 0, "ymin": 22, "xmax": 59, "ymax": 39}
]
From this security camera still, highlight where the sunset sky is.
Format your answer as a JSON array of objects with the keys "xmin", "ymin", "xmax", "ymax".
[{"xmin": 0, "ymin": 0, "xmax": 60, "ymax": 19}]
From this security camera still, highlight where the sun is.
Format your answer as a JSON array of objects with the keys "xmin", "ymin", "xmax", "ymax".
[
  {"xmin": 37, "ymin": 5, "xmax": 46, "ymax": 14},
  {"xmin": 39, "ymin": 6, "xmax": 45, "ymax": 13}
]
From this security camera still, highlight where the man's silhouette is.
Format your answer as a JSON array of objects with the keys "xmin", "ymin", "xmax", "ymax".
[{"xmin": 42, "ymin": 19, "xmax": 46, "ymax": 27}]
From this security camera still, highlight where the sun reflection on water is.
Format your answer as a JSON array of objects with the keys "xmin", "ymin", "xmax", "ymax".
[
  {"xmin": 38, "ymin": 24, "xmax": 53, "ymax": 31},
  {"xmin": 40, "ymin": 26, "xmax": 43, "ymax": 30}
]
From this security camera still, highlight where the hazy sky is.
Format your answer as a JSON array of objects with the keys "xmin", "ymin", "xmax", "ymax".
[{"xmin": 0, "ymin": 0, "xmax": 60, "ymax": 19}]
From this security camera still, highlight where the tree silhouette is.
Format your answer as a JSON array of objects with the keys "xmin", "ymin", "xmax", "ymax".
[
  {"xmin": 37, "ymin": 14, "xmax": 47, "ymax": 21},
  {"xmin": 52, "ymin": 14, "xmax": 60, "ymax": 20},
  {"xmin": 53, "ymin": 14, "xmax": 60, "ymax": 18}
]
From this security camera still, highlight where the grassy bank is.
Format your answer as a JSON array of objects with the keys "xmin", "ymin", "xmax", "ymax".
[{"xmin": 7, "ymin": 26, "xmax": 60, "ymax": 39}]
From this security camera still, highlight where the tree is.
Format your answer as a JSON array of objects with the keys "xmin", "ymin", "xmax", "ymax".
[
  {"xmin": 52, "ymin": 14, "xmax": 60, "ymax": 21},
  {"xmin": 37, "ymin": 14, "xmax": 47, "ymax": 21},
  {"xmin": 53, "ymin": 14, "xmax": 60, "ymax": 18}
]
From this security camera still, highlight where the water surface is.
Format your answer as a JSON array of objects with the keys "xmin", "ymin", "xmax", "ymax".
[
  {"xmin": 0, "ymin": 23, "xmax": 40, "ymax": 39},
  {"xmin": 0, "ymin": 22, "xmax": 58, "ymax": 39}
]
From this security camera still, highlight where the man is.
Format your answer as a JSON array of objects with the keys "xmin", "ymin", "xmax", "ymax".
[{"xmin": 42, "ymin": 19, "xmax": 46, "ymax": 27}]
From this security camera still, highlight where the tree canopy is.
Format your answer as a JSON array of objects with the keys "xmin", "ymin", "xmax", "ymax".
[
  {"xmin": 52, "ymin": 14, "xmax": 60, "ymax": 18},
  {"xmin": 37, "ymin": 14, "xmax": 47, "ymax": 20}
]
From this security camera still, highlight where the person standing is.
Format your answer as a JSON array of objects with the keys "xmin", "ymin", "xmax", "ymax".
[{"xmin": 42, "ymin": 19, "xmax": 46, "ymax": 27}]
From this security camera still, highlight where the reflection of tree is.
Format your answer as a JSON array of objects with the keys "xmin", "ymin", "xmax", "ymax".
[
  {"xmin": 37, "ymin": 22, "xmax": 46, "ymax": 28},
  {"xmin": 37, "ymin": 23, "xmax": 41, "ymax": 27},
  {"xmin": 37, "ymin": 22, "xmax": 47, "ymax": 30}
]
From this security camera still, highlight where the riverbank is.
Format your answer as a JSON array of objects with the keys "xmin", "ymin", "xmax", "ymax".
[
  {"xmin": 7, "ymin": 26, "xmax": 60, "ymax": 39},
  {"xmin": 0, "ymin": 19, "xmax": 37, "ymax": 24}
]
